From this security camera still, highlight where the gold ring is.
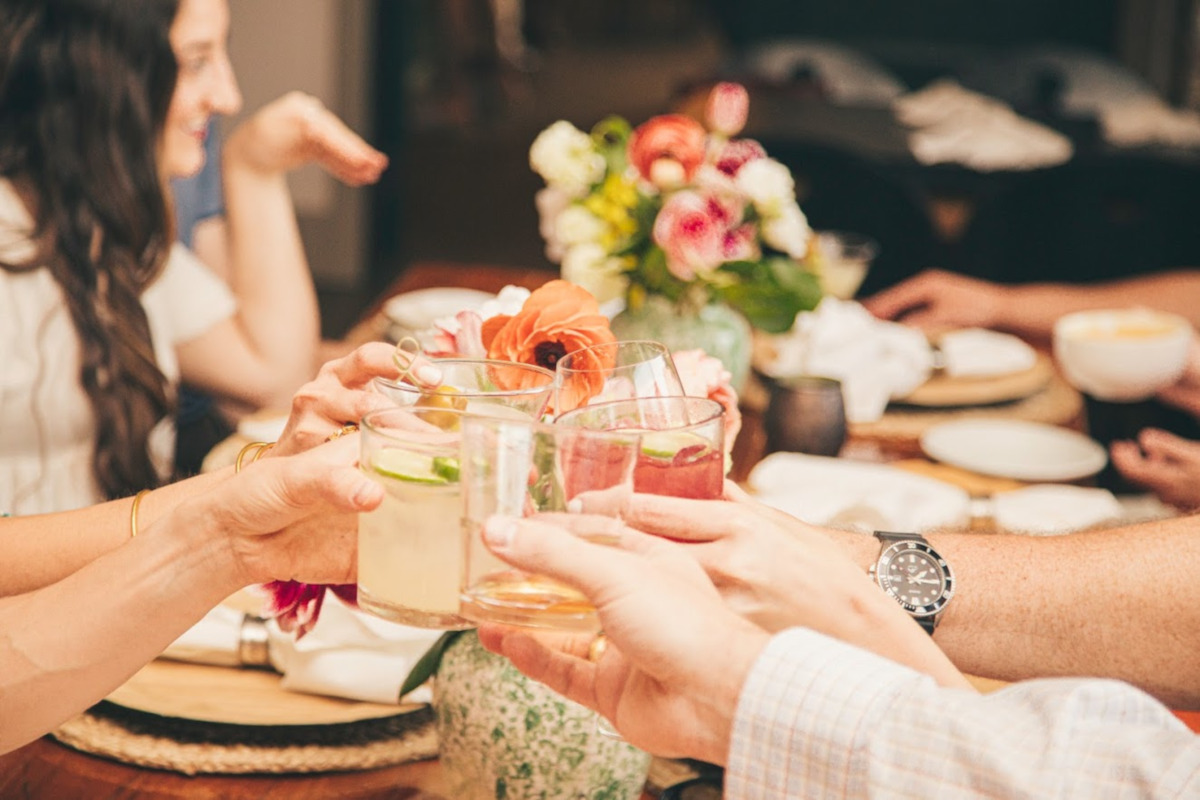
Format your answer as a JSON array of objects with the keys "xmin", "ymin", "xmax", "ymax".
[
  {"xmin": 587, "ymin": 632, "xmax": 609, "ymax": 663},
  {"xmin": 324, "ymin": 423, "xmax": 359, "ymax": 442}
]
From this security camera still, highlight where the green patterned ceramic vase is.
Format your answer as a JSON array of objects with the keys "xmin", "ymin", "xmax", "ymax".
[
  {"xmin": 436, "ymin": 631, "xmax": 651, "ymax": 800},
  {"xmin": 610, "ymin": 295, "xmax": 752, "ymax": 393}
]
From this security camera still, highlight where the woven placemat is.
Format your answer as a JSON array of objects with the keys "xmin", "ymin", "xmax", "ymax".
[{"xmin": 51, "ymin": 700, "xmax": 438, "ymax": 775}]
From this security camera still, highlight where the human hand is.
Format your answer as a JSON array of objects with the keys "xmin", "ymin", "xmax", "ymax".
[
  {"xmin": 862, "ymin": 269, "xmax": 1009, "ymax": 331},
  {"xmin": 574, "ymin": 482, "xmax": 970, "ymax": 688},
  {"xmin": 225, "ymin": 91, "xmax": 388, "ymax": 185},
  {"xmin": 188, "ymin": 435, "xmax": 383, "ymax": 586},
  {"xmin": 273, "ymin": 342, "xmax": 442, "ymax": 457},
  {"xmin": 1156, "ymin": 334, "xmax": 1200, "ymax": 419},
  {"xmin": 1111, "ymin": 429, "xmax": 1200, "ymax": 510},
  {"xmin": 476, "ymin": 512, "xmax": 770, "ymax": 764}
]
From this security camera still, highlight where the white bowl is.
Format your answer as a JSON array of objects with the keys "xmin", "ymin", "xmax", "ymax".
[{"xmin": 1053, "ymin": 308, "xmax": 1192, "ymax": 402}]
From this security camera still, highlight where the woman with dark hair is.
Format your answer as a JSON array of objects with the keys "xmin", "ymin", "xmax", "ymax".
[{"xmin": 0, "ymin": 0, "xmax": 386, "ymax": 515}]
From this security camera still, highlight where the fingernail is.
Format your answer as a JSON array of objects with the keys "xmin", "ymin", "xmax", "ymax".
[
  {"xmin": 416, "ymin": 365, "xmax": 442, "ymax": 386},
  {"xmin": 483, "ymin": 516, "xmax": 517, "ymax": 549},
  {"xmin": 566, "ymin": 498, "xmax": 582, "ymax": 514},
  {"xmin": 352, "ymin": 480, "xmax": 379, "ymax": 507}
]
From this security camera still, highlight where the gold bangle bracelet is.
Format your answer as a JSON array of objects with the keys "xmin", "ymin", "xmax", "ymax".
[
  {"xmin": 130, "ymin": 489, "xmax": 151, "ymax": 540},
  {"xmin": 235, "ymin": 441, "xmax": 275, "ymax": 473}
]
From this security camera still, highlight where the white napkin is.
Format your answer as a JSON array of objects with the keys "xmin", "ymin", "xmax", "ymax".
[
  {"xmin": 764, "ymin": 297, "xmax": 934, "ymax": 422},
  {"xmin": 895, "ymin": 79, "xmax": 1073, "ymax": 171},
  {"xmin": 748, "ymin": 452, "xmax": 971, "ymax": 533},
  {"xmin": 990, "ymin": 485, "xmax": 1122, "ymax": 535},
  {"xmin": 163, "ymin": 594, "xmax": 442, "ymax": 705},
  {"xmin": 938, "ymin": 328, "xmax": 1037, "ymax": 378}
]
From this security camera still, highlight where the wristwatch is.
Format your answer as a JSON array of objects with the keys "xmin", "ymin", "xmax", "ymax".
[{"xmin": 868, "ymin": 531, "xmax": 955, "ymax": 635}]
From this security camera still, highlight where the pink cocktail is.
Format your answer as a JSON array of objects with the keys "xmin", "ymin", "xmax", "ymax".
[{"xmin": 556, "ymin": 396, "xmax": 726, "ymax": 501}]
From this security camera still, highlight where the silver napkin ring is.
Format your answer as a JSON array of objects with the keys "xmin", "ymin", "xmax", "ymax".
[{"xmin": 237, "ymin": 614, "xmax": 272, "ymax": 668}]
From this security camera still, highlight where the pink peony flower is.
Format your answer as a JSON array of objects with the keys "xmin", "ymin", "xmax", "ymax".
[
  {"xmin": 672, "ymin": 348, "xmax": 742, "ymax": 456},
  {"xmin": 627, "ymin": 114, "xmax": 707, "ymax": 187},
  {"xmin": 653, "ymin": 190, "xmax": 757, "ymax": 280},
  {"xmin": 431, "ymin": 309, "xmax": 486, "ymax": 357},
  {"xmin": 705, "ymin": 82, "xmax": 750, "ymax": 137},
  {"xmin": 714, "ymin": 138, "xmax": 766, "ymax": 177},
  {"xmin": 264, "ymin": 581, "xmax": 358, "ymax": 639}
]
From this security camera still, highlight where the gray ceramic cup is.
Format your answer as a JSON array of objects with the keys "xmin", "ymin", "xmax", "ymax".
[{"xmin": 764, "ymin": 375, "xmax": 847, "ymax": 457}]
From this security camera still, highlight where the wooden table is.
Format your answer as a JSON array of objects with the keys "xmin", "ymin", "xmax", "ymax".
[{"xmin": 4, "ymin": 261, "xmax": 1190, "ymax": 794}]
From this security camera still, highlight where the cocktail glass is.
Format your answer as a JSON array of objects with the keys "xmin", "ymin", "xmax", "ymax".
[
  {"xmin": 458, "ymin": 414, "xmax": 642, "ymax": 632},
  {"xmin": 357, "ymin": 358, "xmax": 552, "ymax": 630},
  {"xmin": 553, "ymin": 340, "xmax": 684, "ymax": 415},
  {"xmin": 554, "ymin": 396, "xmax": 727, "ymax": 500}
]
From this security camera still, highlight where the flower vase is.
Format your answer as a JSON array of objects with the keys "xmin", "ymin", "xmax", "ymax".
[
  {"xmin": 436, "ymin": 631, "xmax": 651, "ymax": 800},
  {"xmin": 611, "ymin": 295, "xmax": 753, "ymax": 392}
]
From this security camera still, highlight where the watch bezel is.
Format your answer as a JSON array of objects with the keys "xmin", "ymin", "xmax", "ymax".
[{"xmin": 871, "ymin": 540, "xmax": 955, "ymax": 617}]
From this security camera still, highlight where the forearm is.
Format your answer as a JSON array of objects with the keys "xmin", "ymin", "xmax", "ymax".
[
  {"xmin": 727, "ymin": 628, "xmax": 1196, "ymax": 799},
  {"xmin": 838, "ymin": 516, "xmax": 1200, "ymax": 708},
  {"xmin": 0, "ymin": 504, "xmax": 241, "ymax": 754},
  {"xmin": 0, "ymin": 468, "xmax": 234, "ymax": 596},
  {"xmin": 220, "ymin": 149, "xmax": 320, "ymax": 404},
  {"xmin": 1000, "ymin": 270, "xmax": 1200, "ymax": 339}
]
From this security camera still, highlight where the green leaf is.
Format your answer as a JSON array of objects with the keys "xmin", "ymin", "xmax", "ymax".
[
  {"xmin": 714, "ymin": 258, "xmax": 822, "ymax": 333},
  {"xmin": 399, "ymin": 629, "xmax": 468, "ymax": 698}
]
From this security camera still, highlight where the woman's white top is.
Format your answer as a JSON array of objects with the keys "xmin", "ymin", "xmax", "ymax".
[{"xmin": 0, "ymin": 179, "xmax": 236, "ymax": 514}]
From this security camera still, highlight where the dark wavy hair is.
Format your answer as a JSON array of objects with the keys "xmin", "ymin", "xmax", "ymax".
[{"xmin": 0, "ymin": 0, "xmax": 181, "ymax": 499}]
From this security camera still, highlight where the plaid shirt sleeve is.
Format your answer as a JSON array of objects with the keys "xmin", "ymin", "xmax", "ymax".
[{"xmin": 726, "ymin": 628, "xmax": 1200, "ymax": 799}]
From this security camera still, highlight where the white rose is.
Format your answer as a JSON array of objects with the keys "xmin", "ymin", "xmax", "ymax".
[
  {"xmin": 561, "ymin": 243, "xmax": 629, "ymax": 306},
  {"xmin": 535, "ymin": 187, "xmax": 571, "ymax": 262},
  {"xmin": 529, "ymin": 121, "xmax": 606, "ymax": 197},
  {"xmin": 735, "ymin": 158, "xmax": 795, "ymax": 216},
  {"xmin": 554, "ymin": 205, "xmax": 608, "ymax": 248},
  {"xmin": 761, "ymin": 202, "xmax": 812, "ymax": 259},
  {"xmin": 479, "ymin": 285, "xmax": 532, "ymax": 320}
]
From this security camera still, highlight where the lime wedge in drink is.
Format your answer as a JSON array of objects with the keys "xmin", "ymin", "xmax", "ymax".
[
  {"xmin": 639, "ymin": 431, "xmax": 711, "ymax": 461},
  {"xmin": 432, "ymin": 456, "xmax": 461, "ymax": 482},
  {"xmin": 373, "ymin": 449, "xmax": 452, "ymax": 485}
]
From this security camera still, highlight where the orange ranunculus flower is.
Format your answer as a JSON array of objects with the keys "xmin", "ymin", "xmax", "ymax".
[
  {"xmin": 627, "ymin": 114, "xmax": 706, "ymax": 188},
  {"xmin": 481, "ymin": 280, "xmax": 616, "ymax": 402}
]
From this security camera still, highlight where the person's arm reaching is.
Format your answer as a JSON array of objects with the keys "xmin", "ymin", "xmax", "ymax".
[
  {"xmin": 0, "ymin": 342, "xmax": 430, "ymax": 597},
  {"xmin": 727, "ymin": 628, "xmax": 1197, "ymax": 800},
  {"xmin": 0, "ymin": 437, "xmax": 383, "ymax": 755},
  {"xmin": 473, "ymin": 508, "xmax": 1200, "ymax": 799},
  {"xmin": 831, "ymin": 512, "xmax": 1200, "ymax": 709},
  {"xmin": 179, "ymin": 93, "xmax": 388, "ymax": 410},
  {"xmin": 864, "ymin": 268, "xmax": 1200, "ymax": 340}
]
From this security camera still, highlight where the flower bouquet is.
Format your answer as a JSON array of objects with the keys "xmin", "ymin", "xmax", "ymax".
[{"xmin": 530, "ymin": 82, "xmax": 823, "ymax": 336}]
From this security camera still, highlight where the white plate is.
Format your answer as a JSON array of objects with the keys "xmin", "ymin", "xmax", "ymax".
[
  {"xmin": 383, "ymin": 287, "xmax": 495, "ymax": 338},
  {"xmin": 920, "ymin": 420, "xmax": 1107, "ymax": 482},
  {"xmin": 747, "ymin": 452, "xmax": 970, "ymax": 533}
]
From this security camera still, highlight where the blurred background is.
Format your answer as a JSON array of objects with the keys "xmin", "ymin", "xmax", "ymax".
[{"xmin": 226, "ymin": 0, "xmax": 1200, "ymax": 338}]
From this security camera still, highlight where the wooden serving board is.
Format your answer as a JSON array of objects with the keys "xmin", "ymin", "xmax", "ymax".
[
  {"xmin": 898, "ymin": 352, "xmax": 1055, "ymax": 407},
  {"xmin": 106, "ymin": 659, "xmax": 422, "ymax": 726}
]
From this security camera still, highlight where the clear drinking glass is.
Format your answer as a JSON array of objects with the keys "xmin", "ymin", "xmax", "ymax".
[
  {"xmin": 375, "ymin": 357, "xmax": 555, "ymax": 420},
  {"xmin": 554, "ymin": 396, "xmax": 727, "ymax": 500},
  {"xmin": 458, "ymin": 414, "xmax": 642, "ymax": 632},
  {"xmin": 358, "ymin": 406, "xmax": 475, "ymax": 629},
  {"xmin": 553, "ymin": 340, "xmax": 684, "ymax": 415}
]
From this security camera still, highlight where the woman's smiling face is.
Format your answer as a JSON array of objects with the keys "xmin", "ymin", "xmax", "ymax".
[{"xmin": 161, "ymin": 0, "xmax": 242, "ymax": 178}]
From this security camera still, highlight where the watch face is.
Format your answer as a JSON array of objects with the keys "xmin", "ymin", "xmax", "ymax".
[{"xmin": 875, "ymin": 541, "xmax": 954, "ymax": 616}]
